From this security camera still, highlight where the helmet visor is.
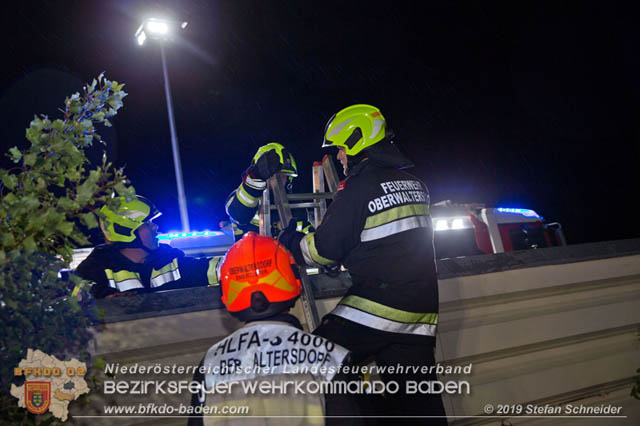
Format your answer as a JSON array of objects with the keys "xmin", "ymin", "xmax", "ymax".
[{"xmin": 322, "ymin": 113, "xmax": 337, "ymax": 148}]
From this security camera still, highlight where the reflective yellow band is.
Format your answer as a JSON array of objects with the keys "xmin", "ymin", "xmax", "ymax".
[
  {"xmin": 332, "ymin": 304, "xmax": 437, "ymax": 336},
  {"xmin": 339, "ymin": 295, "xmax": 438, "ymax": 324},
  {"xmin": 361, "ymin": 215, "xmax": 430, "ymax": 242},
  {"xmin": 151, "ymin": 258, "xmax": 179, "ymax": 278},
  {"xmin": 150, "ymin": 258, "xmax": 181, "ymax": 288},
  {"xmin": 300, "ymin": 232, "xmax": 334, "ymax": 266},
  {"xmin": 207, "ymin": 256, "xmax": 222, "ymax": 286},
  {"xmin": 226, "ymin": 279, "xmax": 251, "ymax": 306},
  {"xmin": 225, "ymin": 195, "xmax": 234, "ymax": 211},
  {"xmin": 244, "ymin": 176, "xmax": 266, "ymax": 190},
  {"xmin": 365, "ymin": 203, "xmax": 429, "ymax": 229},
  {"xmin": 260, "ymin": 269, "xmax": 295, "ymax": 292},
  {"xmin": 104, "ymin": 269, "xmax": 144, "ymax": 291},
  {"xmin": 71, "ymin": 282, "xmax": 83, "ymax": 297},
  {"xmin": 237, "ymin": 185, "xmax": 258, "ymax": 207}
]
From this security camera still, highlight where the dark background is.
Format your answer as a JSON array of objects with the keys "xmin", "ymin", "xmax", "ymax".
[{"xmin": 1, "ymin": 0, "xmax": 638, "ymax": 244}]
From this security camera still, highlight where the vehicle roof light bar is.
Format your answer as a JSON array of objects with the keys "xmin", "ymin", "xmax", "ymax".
[
  {"xmin": 157, "ymin": 230, "xmax": 224, "ymax": 241},
  {"xmin": 495, "ymin": 207, "xmax": 541, "ymax": 219}
]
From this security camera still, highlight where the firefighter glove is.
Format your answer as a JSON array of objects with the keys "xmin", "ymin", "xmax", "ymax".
[
  {"xmin": 250, "ymin": 149, "xmax": 282, "ymax": 180},
  {"xmin": 278, "ymin": 219, "xmax": 306, "ymax": 265}
]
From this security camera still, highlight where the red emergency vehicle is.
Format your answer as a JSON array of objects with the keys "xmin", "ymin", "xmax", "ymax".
[{"xmin": 430, "ymin": 201, "xmax": 566, "ymax": 259}]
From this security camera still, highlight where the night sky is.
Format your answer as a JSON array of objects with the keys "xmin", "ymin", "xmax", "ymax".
[{"xmin": 1, "ymin": 1, "xmax": 639, "ymax": 245}]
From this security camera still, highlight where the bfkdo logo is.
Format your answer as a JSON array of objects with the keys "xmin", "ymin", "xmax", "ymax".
[
  {"xmin": 10, "ymin": 349, "xmax": 90, "ymax": 421},
  {"xmin": 25, "ymin": 382, "xmax": 51, "ymax": 414}
]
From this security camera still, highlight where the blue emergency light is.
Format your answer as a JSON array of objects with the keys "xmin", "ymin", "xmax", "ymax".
[
  {"xmin": 495, "ymin": 208, "xmax": 541, "ymax": 219},
  {"xmin": 157, "ymin": 230, "xmax": 224, "ymax": 241}
]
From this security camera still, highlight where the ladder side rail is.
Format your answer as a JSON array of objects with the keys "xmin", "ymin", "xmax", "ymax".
[
  {"xmin": 312, "ymin": 163, "xmax": 327, "ymax": 229},
  {"xmin": 267, "ymin": 175, "xmax": 293, "ymax": 229},
  {"xmin": 267, "ymin": 174, "xmax": 320, "ymax": 330},
  {"xmin": 321, "ymin": 154, "xmax": 340, "ymax": 193},
  {"xmin": 259, "ymin": 185, "xmax": 271, "ymax": 236}
]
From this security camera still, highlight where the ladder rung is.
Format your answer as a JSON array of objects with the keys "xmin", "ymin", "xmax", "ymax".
[
  {"xmin": 269, "ymin": 202, "xmax": 316, "ymax": 210},
  {"xmin": 286, "ymin": 192, "xmax": 336, "ymax": 200}
]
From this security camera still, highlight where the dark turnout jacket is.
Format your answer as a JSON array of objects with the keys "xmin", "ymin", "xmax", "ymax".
[
  {"xmin": 225, "ymin": 174, "xmax": 312, "ymax": 240},
  {"xmin": 290, "ymin": 144, "xmax": 439, "ymax": 344},
  {"xmin": 75, "ymin": 244, "xmax": 221, "ymax": 298}
]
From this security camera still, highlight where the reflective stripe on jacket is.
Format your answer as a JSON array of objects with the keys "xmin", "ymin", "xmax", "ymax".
[
  {"xmin": 225, "ymin": 176, "xmax": 313, "ymax": 240},
  {"xmin": 105, "ymin": 269, "xmax": 144, "ymax": 292},
  {"xmin": 75, "ymin": 244, "xmax": 222, "ymax": 298},
  {"xmin": 292, "ymin": 158, "xmax": 440, "ymax": 343}
]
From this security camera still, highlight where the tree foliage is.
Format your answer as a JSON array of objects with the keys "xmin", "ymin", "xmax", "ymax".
[{"xmin": 0, "ymin": 73, "xmax": 132, "ymax": 423}]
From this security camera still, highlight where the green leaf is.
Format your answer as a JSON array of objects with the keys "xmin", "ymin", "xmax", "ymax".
[
  {"xmin": 80, "ymin": 212, "xmax": 99, "ymax": 229},
  {"xmin": 22, "ymin": 196, "xmax": 40, "ymax": 210},
  {"xmin": 29, "ymin": 116, "xmax": 43, "ymax": 131},
  {"xmin": 23, "ymin": 235, "xmax": 37, "ymax": 253},
  {"xmin": 9, "ymin": 146, "xmax": 22, "ymax": 163},
  {"xmin": 52, "ymin": 119, "xmax": 65, "ymax": 132},
  {"xmin": 57, "ymin": 197, "xmax": 79, "ymax": 211},
  {"xmin": 114, "ymin": 182, "xmax": 135, "ymax": 198},
  {"xmin": 1, "ymin": 172, "xmax": 18, "ymax": 190},
  {"xmin": 23, "ymin": 153, "xmax": 37, "ymax": 167},
  {"xmin": 75, "ymin": 181, "xmax": 98, "ymax": 205},
  {"xmin": 107, "ymin": 99, "xmax": 122, "ymax": 109},
  {"xmin": 3, "ymin": 192, "xmax": 18, "ymax": 204}
]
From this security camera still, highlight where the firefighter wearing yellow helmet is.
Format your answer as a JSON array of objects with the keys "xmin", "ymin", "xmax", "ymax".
[
  {"xmin": 279, "ymin": 104, "xmax": 446, "ymax": 421},
  {"xmin": 224, "ymin": 142, "xmax": 312, "ymax": 239},
  {"xmin": 75, "ymin": 196, "xmax": 222, "ymax": 298}
]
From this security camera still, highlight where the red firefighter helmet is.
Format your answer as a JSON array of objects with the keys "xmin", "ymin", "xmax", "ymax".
[{"xmin": 219, "ymin": 232, "xmax": 301, "ymax": 321}]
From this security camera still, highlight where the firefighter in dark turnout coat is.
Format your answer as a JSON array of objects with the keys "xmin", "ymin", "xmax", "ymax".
[
  {"xmin": 76, "ymin": 196, "xmax": 221, "ymax": 298},
  {"xmin": 279, "ymin": 104, "xmax": 446, "ymax": 422},
  {"xmin": 224, "ymin": 142, "xmax": 312, "ymax": 240}
]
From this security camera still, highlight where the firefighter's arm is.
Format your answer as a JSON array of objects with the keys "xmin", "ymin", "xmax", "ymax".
[
  {"xmin": 178, "ymin": 255, "xmax": 223, "ymax": 287},
  {"xmin": 75, "ymin": 257, "xmax": 118, "ymax": 299},
  {"xmin": 224, "ymin": 175, "xmax": 265, "ymax": 226},
  {"xmin": 282, "ymin": 185, "xmax": 358, "ymax": 267},
  {"xmin": 225, "ymin": 150, "xmax": 283, "ymax": 226}
]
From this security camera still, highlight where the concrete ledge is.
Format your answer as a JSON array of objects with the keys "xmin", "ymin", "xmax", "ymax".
[{"xmin": 95, "ymin": 238, "xmax": 640, "ymax": 323}]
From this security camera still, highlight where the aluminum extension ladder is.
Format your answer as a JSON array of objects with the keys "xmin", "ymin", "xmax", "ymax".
[{"xmin": 258, "ymin": 155, "xmax": 340, "ymax": 330}]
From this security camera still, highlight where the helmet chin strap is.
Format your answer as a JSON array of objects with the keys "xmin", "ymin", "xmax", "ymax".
[
  {"xmin": 135, "ymin": 227, "xmax": 157, "ymax": 253},
  {"xmin": 113, "ymin": 228, "xmax": 156, "ymax": 253}
]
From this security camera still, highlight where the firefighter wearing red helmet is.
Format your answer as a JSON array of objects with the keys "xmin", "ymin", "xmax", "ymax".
[
  {"xmin": 189, "ymin": 233, "xmax": 358, "ymax": 425},
  {"xmin": 279, "ymin": 105, "xmax": 446, "ymax": 421}
]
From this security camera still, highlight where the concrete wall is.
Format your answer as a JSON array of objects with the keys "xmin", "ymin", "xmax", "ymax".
[{"xmin": 70, "ymin": 240, "xmax": 640, "ymax": 424}]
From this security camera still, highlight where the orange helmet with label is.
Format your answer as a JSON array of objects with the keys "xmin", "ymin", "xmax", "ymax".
[{"xmin": 219, "ymin": 232, "xmax": 301, "ymax": 321}]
